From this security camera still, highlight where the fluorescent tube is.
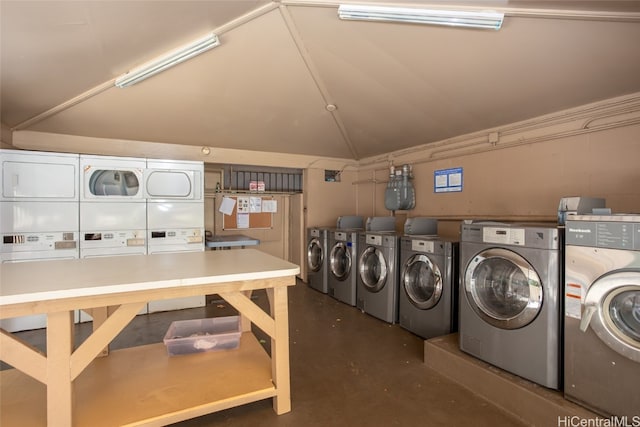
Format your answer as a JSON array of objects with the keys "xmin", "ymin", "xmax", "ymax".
[
  {"xmin": 115, "ymin": 33, "xmax": 220, "ymax": 88},
  {"xmin": 337, "ymin": 5, "xmax": 504, "ymax": 30}
]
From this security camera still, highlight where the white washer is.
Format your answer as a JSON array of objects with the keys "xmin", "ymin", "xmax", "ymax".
[
  {"xmin": 356, "ymin": 231, "xmax": 401, "ymax": 324},
  {"xmin": 398, "ymin": 235, "xmax": 458, "ymax": 339},
  {"xmin": 459, "ymin": 222, "xmax": 562, "ymax": 389},
  {"xmin": 1, "ymin": 149, "xmax": 80, "ymax": 331},
  {"xmin": 146, "ymin": 159, "xmax": 205, "ymax": 313},
  {"xmin": 564, "ymin": 215, "xmax": 640, "ymax": 418},
  {"xmin": 307, "ymin": 227, "xmax": 329, "ymax": 293}
]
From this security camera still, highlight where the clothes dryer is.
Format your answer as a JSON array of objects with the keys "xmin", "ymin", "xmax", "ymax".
[
  {"xmin": 356, "ymin": 231, "xmax": 401, "ymax": 323},
  {"xmin": 328, "ymin": 229, "xmax": 359, "ymax": 306},
  {"xmin": 307, "ymin": 227, "xmax": 329, "ymax": 293},
  {"xmin": 146, "ymin": 159, "xmax": 205, "ymax": 313},
  {"xmin": 1, "ymin": 149, "xmax": 80, "ymax": 332},
  {"xmin": 80, "ymin": 154, "xmax": 147, "ymax": 258},
  {"xmin": 399, "ymin": 235, "xmax": 458, "ymax": 339},
  {"xmin": 564, "ymin": 215, "xmax": 640, "ymax": 418},
  {"xmin": 145, "ymin": 159, "xmax": 204, "ymax": 255},
  {"xmin": 459, "ymin": 222, "xmax": 562, "ymax": 389}
]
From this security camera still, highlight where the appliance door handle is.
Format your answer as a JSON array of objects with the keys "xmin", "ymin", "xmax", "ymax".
[{"xmin": 579, "ymin": 304, "xmax": 597, "ymax": 332}]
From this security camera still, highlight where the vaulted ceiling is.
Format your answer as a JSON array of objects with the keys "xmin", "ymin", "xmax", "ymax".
[{"xmin": 2, "ymin": 1, "xmax": 640, "ymax": 160}]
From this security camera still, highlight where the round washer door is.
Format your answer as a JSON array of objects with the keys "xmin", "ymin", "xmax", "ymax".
[
  {"xmin": 464, "ymin": 248, "xmax": 543, "ymax": 330},
  {"xmin": 402, "ymin": 254, "xmax": 442, "ymax": 310},
  {"xmin": 307, "ymin": 238, "xmax": 323, "ymax": 272},
  {"xmin": 359, "ymin": 247, "xmax": 388, "ymax": 293},
  {"xmin": 580, "ymin": 271, "xmax": 640, "ymax": 363},
  {"xmin": 330, "ymin": 242, "xmax": 351, "ymax": 281}
]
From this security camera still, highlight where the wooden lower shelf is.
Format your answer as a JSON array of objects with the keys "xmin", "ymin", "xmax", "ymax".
[{"xmin": 1, "ymin": 333, "xmax": 275, "ymax": 427}]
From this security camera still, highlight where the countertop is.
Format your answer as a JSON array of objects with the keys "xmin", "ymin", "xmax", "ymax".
[{"xmin": 0, "ymin": 249, "xmax": 300, "ymax": 306}]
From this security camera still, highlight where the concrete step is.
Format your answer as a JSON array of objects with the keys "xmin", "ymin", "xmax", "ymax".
[{"xmin": 424, "ymin": 333, "xmax": 598, "ymax": 426}]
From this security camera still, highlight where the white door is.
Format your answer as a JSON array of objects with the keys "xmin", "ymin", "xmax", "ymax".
[{"xmin": 1, "ymin": 150, "xmax": 79, "ymax": 202}]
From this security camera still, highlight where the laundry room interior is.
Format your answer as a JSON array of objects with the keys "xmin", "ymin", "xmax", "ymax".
[{"xmin": 1, "ymin": 1, "xmax": 639, "ymax": 426}]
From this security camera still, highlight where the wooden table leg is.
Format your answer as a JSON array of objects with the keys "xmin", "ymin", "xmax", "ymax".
[
  {"xmin": 268, "ymin": 286, "xmax": 291, "ymax": 414},
  {"xmin": 46, "ymin": 310, "xmax": 74, "ymax": 426}
]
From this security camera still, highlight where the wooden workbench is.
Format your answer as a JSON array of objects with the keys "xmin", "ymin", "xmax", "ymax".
[{"xmin": 0, "ymin": 249, "xmax": 299, "ymax": 426}]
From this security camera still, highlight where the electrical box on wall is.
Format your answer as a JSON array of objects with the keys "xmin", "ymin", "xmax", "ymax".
[
  {"xmin": 325, "ymin": 170, "xmax": 341, "ymax": 182},
  {"xmin": 385, "ymin": 164, "xmax": 415, "ymax": 211}
]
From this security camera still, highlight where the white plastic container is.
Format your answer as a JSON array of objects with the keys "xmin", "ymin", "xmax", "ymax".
[{"xmin": 163, "ymin": 316, "xmax": 241, "ymax": 356}]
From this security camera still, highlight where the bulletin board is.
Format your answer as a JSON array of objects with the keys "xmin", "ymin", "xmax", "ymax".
[{"xmin": 222, "ymin": 196, "xmax": 273, "ymax": 230}]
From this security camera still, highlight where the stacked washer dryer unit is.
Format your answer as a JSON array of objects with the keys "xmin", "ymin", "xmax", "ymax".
[
  {"xmin": 79, "ymin": 154, "xmax": 148, "ymax": 321},
  {"xmin": 307, "ymin": 226, "xmax": 329, "ymax": 293},
  {"xmin": 1, "ymin": 149, "xmax": 80, "ymax": 332},
  {"xmin": 564, "ymin": 214, "xmax": 640, "ymax": 418},
  {"xmin": 356, "ymin": 217, "xmax": 400, "ymax": 323},
  {"xmin": 459, "ymin": 221, "xmax": 562, "ymax": 389},
  {"xmin": 398, "ymin": 218, "xmax": 460, "ymax": 339},
  {"xmin": 145, "ymin": 159, "xmax": 205, "ymax": 313},
  {"xmin": 327, "ymin": 216, "xmax": 364, "ymax": 306},
  {"xmin": 80, "ymin": 155, "xmax": 147, "ymax": 258}
]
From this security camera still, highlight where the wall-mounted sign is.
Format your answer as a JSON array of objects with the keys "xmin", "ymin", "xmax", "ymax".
[{"xmin": 434, "ymin": 167, "xmax": 463, "ymax": 193}]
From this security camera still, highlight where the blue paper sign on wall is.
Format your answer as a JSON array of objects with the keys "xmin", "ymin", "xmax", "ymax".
[{"xmin": 434, "ymin": 167, "xmax": 463, "ymax": 193}]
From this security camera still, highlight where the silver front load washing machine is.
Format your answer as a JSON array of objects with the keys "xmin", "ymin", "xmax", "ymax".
[
  {"xmin": 328, "ymin": 229, "xmax": 359, "ymax": 306},
  {"xmin": 459, "ymin": 222, "xmax": 562, "ymax": 389},
  {"xmin": 307, "ymin": 227, "xmax": 329, "ymax": 293},
  {"xmin": 356, "ymin": 231, "xmax": 400, "ymax": 323},
  {"xmin": 564, "ymin": 215, "xmax": 640, "ymax": 418},
  {"xmin": 399, "ymin": 235, "xmax": 459, "ymax": 339}
]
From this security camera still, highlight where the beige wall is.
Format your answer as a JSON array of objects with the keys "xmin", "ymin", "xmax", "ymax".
[
  {"xmin": 304, "ymin": 168, "xmax": 359, "ymax": 228},
  {"xmin": 204, "ymin": 193, "xmax": 290, "ymax": 260},
  {"xmin": 8, "ymin": 94, "xmax": 640, "ymax": 245},
  {"xmin": 356, "ymin": 124, "xmax": 640, "ymax": 239}
]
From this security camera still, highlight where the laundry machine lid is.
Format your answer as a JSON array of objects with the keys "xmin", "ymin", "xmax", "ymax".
[
  {"xmin": 307, "ymin": 238, "xmax": 323, "ymax": 272},
  {"xmin": 402, "ymin": 254, "xmax": 442, "ymax": 309},
  {"xmin": 464, "ymin": 248, "xmax": 543, "ymax": 330},
  {"xmin": 359, "ymin": 247, "xmax": 388, "ymax": 293},
  {"xmin": 330, "ymin": 242, "xmax": 351, "ymax": 280},
  {"xmin": 581, "ymin": 272, "xmax": 640, "ymax": 363}
]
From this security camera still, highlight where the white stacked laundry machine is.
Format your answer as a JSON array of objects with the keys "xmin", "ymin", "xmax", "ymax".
[
  {"xmin": 145, "ymin": 159, "xmax": 205, "ymax": 313},
  {"xmin": 1, "ymin": 150, "xmax": 207, "ymax": 330},
  {"xmin": 78, "ymin": 155, "xmax": 148, "ymax": 322},
  {"xmin": 1, "ymin": 149, "xmax": 80, "ymax": 331}
]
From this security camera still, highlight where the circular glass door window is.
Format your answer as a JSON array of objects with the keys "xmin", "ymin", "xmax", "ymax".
[
  {"xmin": 609, "ymin": 289, "xmax": 640, "ymax": 342},
  {"xmin": 307, "ymin": 239, "xmax": 323, "ymax": 272},
  {"xmin": 465, "ymin": 248, "xmax": 543, "ymax": 329},
  {"xmin": 330, "ymin": 243, "xmax": 351, "ymax": 280},
  {"xmin": 359, "ymin": 247, "xmax": 387, "ymax": 292},
  {"xmin": 402, "ymin": 254, "xmax": 442, "ymax": 310},
  {"xmin": 585, "ymin": 276, "xmax": 640, "ymax": 363}
]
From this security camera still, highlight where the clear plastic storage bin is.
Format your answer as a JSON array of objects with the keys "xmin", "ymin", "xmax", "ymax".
[{"xmin": 163, "ymin": 315, "xmax": 241, "ymax": 356}]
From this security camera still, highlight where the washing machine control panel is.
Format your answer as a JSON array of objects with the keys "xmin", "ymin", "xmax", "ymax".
[
  {"xmin": 412, "ymin": 239, "xmax": 435, "ymax": 253},
  {"xmin": 81, "ymin": 230, "xmax": 146, "ymax": 248},
  {"xmin": 2, "ymin": 232, "xmax": 77, "ymax": 252},
  {"xmin": 567, "ymin": 219, "xmax": 640, "ymax": 250},
  {"xmin": 482, "ymin": 227, "xmax": 525, "ymax": 246}
]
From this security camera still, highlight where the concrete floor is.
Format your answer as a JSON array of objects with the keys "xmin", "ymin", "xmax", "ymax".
[{"xmin": 5, "ymin": 279, "xmax": 525, "ymax": 426}]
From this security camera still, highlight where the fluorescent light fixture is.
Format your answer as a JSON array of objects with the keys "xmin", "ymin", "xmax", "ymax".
[
  {"xmin": 337, "ymin": 5, "xmax": 504, "ymax": 30},
  {"xmin": 115, "ymin": 33, "xmax": 220, "ymax": 88}
]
